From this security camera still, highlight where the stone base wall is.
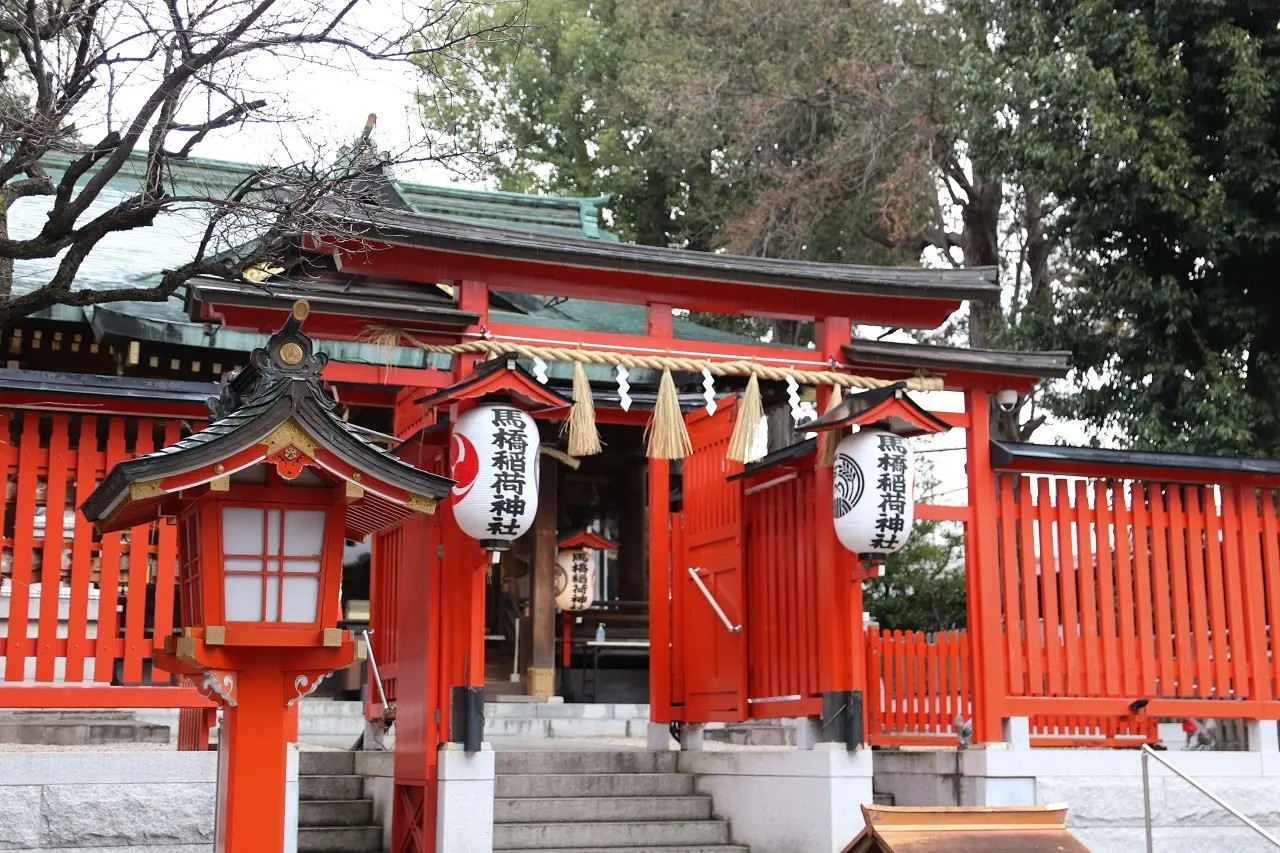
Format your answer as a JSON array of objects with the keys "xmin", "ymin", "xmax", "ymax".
[
  {"xmin": 876, "ymin": 747, "xmax": 1280, "ymax": 853},
  {"xmin": 0, "ymin": 748, "xmax": 300, "ymax": 852},
  {"xmin": 0, "ymin": 753, "xmax": 216, "ymax": 853}
]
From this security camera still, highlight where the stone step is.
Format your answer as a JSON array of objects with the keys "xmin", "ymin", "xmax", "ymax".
[
  {"xmin": 495, "ymin": 795, "xmax": 712, "ymax": 824},
  {"xmin": 298, "ymin": 798, "xmax": 375, "ymax": 828},
  {"xmin": 496, "ymin": 848, "xmax": 748, "ymax": 853},
  {"xmin": 485, "ymin": 717, "xmax": 647, "ymax": 739},
  {"xmin": 299, "ymin": 774, "xmax": 364, "ymax": 801},
  {"xmin": 496, "ymin": 750, "xmax": 678, "ymax": 776},
  {"xmin": 495, "ymin": 773, "xmax": 694, "ymax": 799},
  {"xmin": 494, "ymin": 820, "xmax": 731, "ymax": 850},
  {"xmin": 299, "ymin": 751, "xmax": 356, "ymax": 777},
  {"xmin": 297, "ymin": 825, "xmax": 382, "ymax": 853}
]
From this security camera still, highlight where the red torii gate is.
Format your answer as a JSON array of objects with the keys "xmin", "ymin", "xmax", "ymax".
[{"xmin": 196, "ymin": 213, "xmax": 994, "ymax": 853}]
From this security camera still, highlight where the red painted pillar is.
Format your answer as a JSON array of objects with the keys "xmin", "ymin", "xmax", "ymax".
[
  {"xmin": 964, "ymin": 389, "xmax": 1004, "ymax": 742},
  {"xmin": 647, "ymin": 304, "xmax": 674, "ymax": 722},
  {"xmin": 813, "ymin": 317, "xmax": 853, "ymax": 695},
  {"xmin": 216, "ymin": 667, "xmax": 290, "ymax": 853}
]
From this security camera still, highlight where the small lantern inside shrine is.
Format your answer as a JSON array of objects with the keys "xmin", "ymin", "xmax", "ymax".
[
  {"xmin": 807, "ymin": 382, "xmax": 951, "ymax": 559},
  {"xmin": 414, "ymin": 353, "xmax": 571, "ymax": 556},
  {"xmin": 553, "ymin": 529, "xmax": 617, "ymax": 612}
]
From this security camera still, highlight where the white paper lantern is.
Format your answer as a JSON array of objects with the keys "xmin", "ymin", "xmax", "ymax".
[
  {"xmin": 449, "ymin": 404, "xmax": 540, "ymax": 551},
  {"xmin": 832, "ymin": 429, "xmax": 915, "ymax": 555},
  {"xmin": 554, "ymin": 548, "xmax": 596, "ymax": 612}
]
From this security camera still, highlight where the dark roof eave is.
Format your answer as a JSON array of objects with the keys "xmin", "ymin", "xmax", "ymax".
[
  {"xmin": 0, "ymin": 369, "xmax": 218, "ymax": 406},
  {"xmin": 186, "ymin": 278, "xmax": 481, "ymax": 328},
  {"xmin": 990, "ymin": 440, "xmax": 1280, "ymax": 482},
  {"xmin": 319, "ymin": 209, "xmax": 999, "ymax": 303},
  {"xmin": 844, "ymin": 340, "xmax": 1072, "ymax": 380}
]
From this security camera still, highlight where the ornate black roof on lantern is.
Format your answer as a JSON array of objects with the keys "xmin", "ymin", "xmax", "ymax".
[{"xmin": 80, "ymin": 300, "xmax": 454, "ymax": 537}]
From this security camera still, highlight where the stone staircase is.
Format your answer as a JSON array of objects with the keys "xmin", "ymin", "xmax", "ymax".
[
  {"xmin": 493, "ymin": 750, "xmax": 747, "ymax": 852},
  {"xmin": 298, "ymin": 752, "xmax": 383, "ymax": 853}
]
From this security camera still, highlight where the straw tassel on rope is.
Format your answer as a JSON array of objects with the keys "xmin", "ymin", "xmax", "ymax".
[
  {"xmin": 563, "ymin": 361, "xmax": 602, "ymax": 457},
  {"xmin": 726, "ymin": 373, "xmax": 764, "ymax": 464},
  {"xmin": 817, "ymin": 385, "xmax": 843, "ymax": 468},
  {"xmin": 647, "ymin": 367, "xmax": 692, "ymax": 459}
]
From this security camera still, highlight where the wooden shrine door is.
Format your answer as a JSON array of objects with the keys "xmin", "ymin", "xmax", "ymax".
[{"xmin": 671, "ymin": 400, "xmax": 748, "ymax": 722}]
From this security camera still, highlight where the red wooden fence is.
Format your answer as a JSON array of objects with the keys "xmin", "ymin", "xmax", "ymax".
[
  {"xmin": 992, "ymin": 475, "xmax": 1279, "ymax": 718},
  {"xmin": 742, "ymin": 466, "xmax": 823, "ymax": 719},
  {"xmin": 866, "ymin": 627, "xmax": 1158, "ymax": 747},
  {"xmin": 0, "ymin": 410, "xmax": 210, "ymax": 711}
]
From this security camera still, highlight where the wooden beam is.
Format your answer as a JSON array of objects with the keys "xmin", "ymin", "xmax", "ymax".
[
  {"xmin": 529, "ymin": 455, "xmax": 559, "ymax": 699},
  {"xmin": 322, "ymin": 362, "xmax": 452, "ymax": 389}
]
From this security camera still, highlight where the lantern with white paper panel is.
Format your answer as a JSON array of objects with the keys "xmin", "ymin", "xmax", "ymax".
[
  {"xmin": 832, "ymin": 429, "xmax": 916, "ymax": 556},
  {"xmin": 449, "ymin": 404, "xmax": 541, "ymax": 552},
  {"xmin": 553, "ymin": 530, "xmax": 617, "ymax": 612}
]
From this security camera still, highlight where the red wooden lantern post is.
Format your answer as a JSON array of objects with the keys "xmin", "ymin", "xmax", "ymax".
[{"xmin": 82, "ymin": 301, "xmax": 453, "ymax": 853}]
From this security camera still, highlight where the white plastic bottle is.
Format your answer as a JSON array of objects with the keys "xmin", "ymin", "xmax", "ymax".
[{"xmin": 595, "ymin": 622, "xmax": 606, "ymax": 642}]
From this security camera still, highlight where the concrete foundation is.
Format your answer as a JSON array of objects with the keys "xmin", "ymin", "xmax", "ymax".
[
  {"xmin": 0, "ymin": 710, "xmax": 170, "ymax": 745},
  {"xmin": 0, "ymin": 748, "xmax": 300, "ymax": 852},
  {"xmin": 679, "ymin": 746, "xmax": 874, "ymax": 853}
]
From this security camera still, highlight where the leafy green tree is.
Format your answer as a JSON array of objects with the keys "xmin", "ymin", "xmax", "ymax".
[
  {"xmin": 863, "ymin": 462, "xmax": 965, "ymax": 632},
  {"xmin": 965, "ymin": 1, "xmax": 1280, "ymax": 456}
]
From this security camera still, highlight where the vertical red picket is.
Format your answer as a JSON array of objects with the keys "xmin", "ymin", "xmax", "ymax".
[
  {"xmin": 997, "ymin": 477, "xmax": 1025, "ymax": 696},
  {"xmin": 1184, "ymin": 488, "xmax": 1214, "ymax": 697},
  {"xmin": 94, "ymin": 418, "xmax": 128, "ymax": 683},
  {"xmin": 1148, "ymin": 486, "xmax": 1176, "ymax": 695},
  {"xmin": 122, "ymin": 420, "xmax": 155, "ymax": 683},
  {"xmin": 1072, "ymin": 481, "xmax": 1101, "ymax": 695},
  {"xmin": 1035, "ymin": 480, "xmax": 1063, "ymax": 694},
  {"xmin": 151, "ymin": 420, "xmax": 183, "ymax": 681},
  {"xmin": 1259, "ymin": 491, "xmax": 1280, "ymax": 694},
  {"xmin": 5, "ymin": 413, "xmax": 41, "ymax": 682},
  {"xmin": 1217, "ymin": 486, "xmax": 1250, "ymax": 697},
  {"xmin": 1128, "ymin": 483, "xmax": 1158, "ymax": 696},
  {"xmin": 1111, "ymin": 480, "xmax": 1138, "ymax": 697},
  {"xmin": 35, "ymin": 415, "xmax": 71, "ymax": 682},
  {"xmin": 1054, "ymin": 481, "xmax": 1081, "ymax": 696},
  {"xmin": 1092, "ymin": 480, "xmax": 1119, "ymax": 696},
  {"xmin": 1199, "ymin": 487, "xmax": 1231, "ymax": 696},
  {"xmin": 1165, "ymin": 487, "xmax": 1196, "ymax": 696},
  {"xmin": 65, "ymin": 416, "xmax": 99, "ymax": 684},
  {"xmin": 1017, "ymin": 478, "xmax": 1043, "ymax": 696}
]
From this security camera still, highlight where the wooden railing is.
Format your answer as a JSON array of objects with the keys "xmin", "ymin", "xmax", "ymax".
[
  {"xmin": 992, "ymin": 475, "xmax": 1279, "ymax": 717},
  {"xmin": 866, "ymin": 627, "xmax": 1158, "ymax": 747},
  {"xmin": 0, "ymin": 411, "xmax": 209, "ymax": 711}
]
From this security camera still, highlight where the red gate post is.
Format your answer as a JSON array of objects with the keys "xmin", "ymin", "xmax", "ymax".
[
  {"xmin": 648, "ymin": 303, "xmax": 675, "ymax": 739},
  {"xmin": 963, "ymin": 389, "xmax": 1005, "ymax": 743}
]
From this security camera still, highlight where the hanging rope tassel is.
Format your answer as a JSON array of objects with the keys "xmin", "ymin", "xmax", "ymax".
[
  {"xmin": 817, "ymin": 385, "xmax": 844, "ymax": 468},
  {"xmin": 563, "ymin": 361, "xmax": 602, "ymax": 457},
  {"xmin": 647, "ymin": 367, "xmax": 692, "ymax": 459},
  {"xmin": 726, "ymin": 373, "xmax": 764, "ymax": 463}
]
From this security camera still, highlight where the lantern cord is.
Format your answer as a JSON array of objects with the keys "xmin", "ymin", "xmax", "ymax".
[{"xmin": 365, "ymin": 325, "xmax": 944, "ymax": 393}]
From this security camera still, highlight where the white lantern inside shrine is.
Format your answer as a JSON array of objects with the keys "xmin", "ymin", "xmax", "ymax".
[
  {"xmin": 554, "ymin": 548, "xmax": 597, "ymax": 612},
  {"xmin": 832, "ymin": 429, "xmax": 915, "ymax": 556},
  {"xmin": 449, "ymin": 404, "xmax": 540, "ymax": 552}
]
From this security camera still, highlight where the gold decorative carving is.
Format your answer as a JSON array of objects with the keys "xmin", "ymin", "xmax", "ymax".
[
  {"xmin": 279, "ymin": 342, "xmax": 304, "ymax": 365},
  {"xmin": 129, "ymin": 480, "xmax": 166, "ymax": 500},
  {"xmin": 261, "ymin": 420, "xmax": 318, "ymax": 457},
  {"xmin": 213, "ymin": 464, "xmax": 225, "ymax": 475},
  {"xmin": 352, "ymin": 471, "xmax": 362, "ymax": 482},
  {"xmin": 205, "ymin": 626, "xmax": 226, "ymax": 646},
  {"xmin": 407, "ymin": 494, "xmax": 437, "ymax": 515},
  {"xmin": 291, "ymin": 300, "xmax": 310, "ymax": 322}
]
